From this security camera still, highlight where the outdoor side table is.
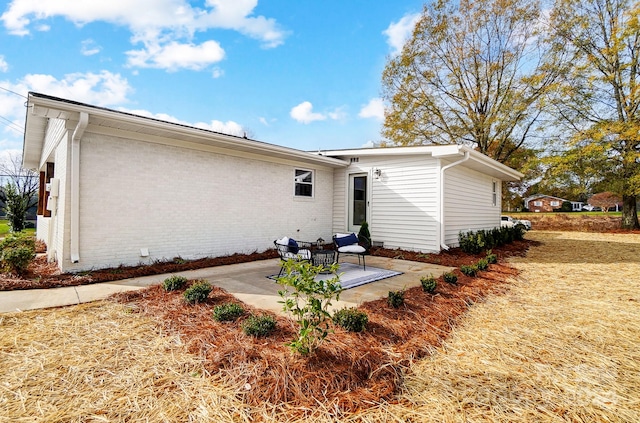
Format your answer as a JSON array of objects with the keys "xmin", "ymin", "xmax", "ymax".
[{"xmin": 312, "ymin": 250, "xmax": 336, "ymax": 273}]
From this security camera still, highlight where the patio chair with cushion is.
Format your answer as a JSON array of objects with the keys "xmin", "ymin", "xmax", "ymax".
[
  {"xmin": 333, "ymin": 233, "xmax": 366, "ymax": 270},
  {"xmin": 274, "ymin": 237, "xmax": 313, "ymax": 277}
]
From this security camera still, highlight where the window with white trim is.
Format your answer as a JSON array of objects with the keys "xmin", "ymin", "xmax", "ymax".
[
  {"xmin": 550, "ymin": 200, "xmax": 560, "ymax": 207},
  {"xmin": 294, "ymin": 169, "xmax": 313, "ymax": 197},
  {"xmin": 534, "ymin": 201, "xmax": 542, "ymax": 206},
  {"xmin": 492, "ymin": 181, "xmax": 497, "ymax": 206}
]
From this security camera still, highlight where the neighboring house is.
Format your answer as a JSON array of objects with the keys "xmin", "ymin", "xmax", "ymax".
[
  {"xmin": 23, "ymin": 92, "xmax": 523, "ymax": 272},
  {"xmin": 524, "ymin": 194, "xmax": 583, "ymax": 212}
]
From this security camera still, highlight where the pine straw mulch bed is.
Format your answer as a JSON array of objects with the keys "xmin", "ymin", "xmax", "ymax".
[{"xmin": 109, "ymin": 241, "xmax": 530, "ymax": 417}]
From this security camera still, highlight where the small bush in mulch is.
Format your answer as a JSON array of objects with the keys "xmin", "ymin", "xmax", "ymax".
[
  {"xmin": 476, "ymin": 258, "xmax": 489, "ymax": 271},
  {"xmin": 183, "ymin": 281, "xmax": 212, "ymax": 304},
  {"xmin": 333, "ymin": 307, "xmax": 369, "ymax": 333},
  {"xmin": 485, "ymin": 250, "xmax": 498, "ymax": 264},
  {"xmin": 443, "ymin": 272, "xmax": 458, "ymax": 285},
  {"xmin": 213, "ymin": 302, "xmax": 245, "ymax": 322},
  {"xmin": 0, "ymin": 233, "xmax": 36, "ymax": 275},
  {"xmin": 242, "ymin": 314, "xmax": 277, "ymax": 337},
  {"xmin": 460, "ymin": 264, "xmax": 478, "ymax": 277},
  {"xmin": 162, "ymin": 275, "xmax": 188, "ymax": 291},
  {"xmin": 420, "ymin": 275, "xmax": 437, "ymax": 293},
  {"xmin": 387, "ymin": 289, "xmax": 405, "ymax": 308}
]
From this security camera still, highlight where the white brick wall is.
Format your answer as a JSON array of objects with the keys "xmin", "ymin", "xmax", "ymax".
[{"xmin": 60, "ymin": 132, "xmax": 335, "ymax": 271}]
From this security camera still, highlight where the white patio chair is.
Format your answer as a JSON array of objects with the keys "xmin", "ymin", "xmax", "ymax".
[
  {"xmin": 333, "ymin": 233, "xmax": 366, "ymax": 270},
  {"xmin": 273, "ymin": 237, "xmax": 312, "ymax": 277}
]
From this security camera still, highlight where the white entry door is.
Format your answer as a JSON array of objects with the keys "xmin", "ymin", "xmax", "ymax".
[{"xmin": 348, "ymin": 173, "xmax": 368, "ymax": 232}]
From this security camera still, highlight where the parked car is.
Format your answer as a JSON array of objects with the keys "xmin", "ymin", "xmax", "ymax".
[{"xmin": 501, "ymin": 215, "xmax": 531, "ymax": 230}]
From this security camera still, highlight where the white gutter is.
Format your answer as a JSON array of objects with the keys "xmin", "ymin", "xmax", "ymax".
[
  {"xmin": 70, "ymin": 112, "xmax": 88, "ymax": 263},
  {"xmin": 439, "ymin": 151, "xmax": 470, "ymax": 250}
]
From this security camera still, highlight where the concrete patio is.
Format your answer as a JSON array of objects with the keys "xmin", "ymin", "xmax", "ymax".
[{"xmin": 0, "ymin": 256, "xmax": 455, "ymax": 314}]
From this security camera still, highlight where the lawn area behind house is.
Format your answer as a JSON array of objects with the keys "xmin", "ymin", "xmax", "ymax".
[{"xmin": 1, "ymin": 231, "xmax": 639, "ymax": 422}]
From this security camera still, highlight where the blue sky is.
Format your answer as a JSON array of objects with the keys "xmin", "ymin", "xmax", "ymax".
[{"xmin": 0, "ymin": 0, "xmax": 425, "ymax": 161}]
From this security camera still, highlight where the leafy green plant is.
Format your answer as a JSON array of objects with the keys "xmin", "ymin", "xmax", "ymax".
[
  {"xmin": 388, "ymin": 289, "xmax": 405, "ymax": 308},
  {"xmin": 485, "ymin": 249, "xmax": 498, "ymax": 264},
  {"xmin": 276, "ymin": 259, "xmax": 342, "ymax": 355},
  {"xmin": 460, "ymin": 264, "xmax": 478, "ymax": 277},
  {"xmin": 183, "ymin": 280, "xmax": 212, "ymax": 304},
  {"xmin": 2, "ymin": 183, "xmax": 29, "ymax": 232},
  {"xmin": 242, "ymin": 314, "xmax": 277, "ymax": 337},
  {"xmin": 357, "ymin": 221, "xmax": 371, "ymax": 249},
  {"xmin": 443, "ymin": 272, "xmax": 458, "ymax": 285},
  {"xmin": 162, "ymin": 275, "xmax": 188, "ymax": 291},
  {"xmin": 476, "ymin": 258, "xmax": 489, "ymax": 271},
  {"xmin": 459, "ymin": 226, "xmax": 524, "ymax": 254},
  {"xmin": 420, "ymin": 275, "xmax": 437, "ymax": 293},
  {"xmin": 213, "ymin": 302, "xmax": 245, "ymax": 322},
  {"xmin": 0, "ymin": 232, "xmax": 35, "ymax": 275},
  {"xmin": 333, "ymin": 307, "xmax": 368, "ymax": 332}
]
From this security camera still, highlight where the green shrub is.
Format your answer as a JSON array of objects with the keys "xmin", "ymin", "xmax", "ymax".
[
  {"xmin": 443, "ymin": 272, "xmax": 458, "ymax": 285},
  {"xmin": 277, "ymin": 259, "xmax": 342, "ymax": 355},
  {"xmin": 476, "ymin": 258, "xmax": 489, "ymax": 271},
  {"xmin": 388, "ymin": 289, "xmax": 405, "ymax": 308},
  {"xmin": 460, "ymin": 264, "xmax": 478, "ymax": 277},
  {"xmin": 357, "ymin": 221, "xmax": 371, "ymax": 249},
  {"xmin": 242, "ymin": 314, "xmax": 277, "ymax": 337},
  {"xmin": 420, "ymin": 275, "xmax": 437, "ymax": 293},
  {"xmin": 0, "ymin": 232, "xmax": 35, "ymax": 274},
  {"xmin": 333, "ymin": 307, "xmax": 369, "ymax": 332},
  {"xmin": 213, "ymin": 302, "xmax": 245, "ymax": 322},
  {"xmin": 459, "ymin": 226, "xmax": 524, "ymax": 254},
  {"xmin": 183, "ymin": 281, "xmax": 212, "ymax": 304},
  {"xmin": 162, "ymin": 275, "xmax": 188, "ymax": 291},
  {"xmin": 485, "ymin": 250, "xmax": 498, "ymax": 264}
]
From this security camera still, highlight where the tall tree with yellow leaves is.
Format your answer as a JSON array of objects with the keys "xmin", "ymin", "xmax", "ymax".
[
  {"xmin": 381, "ymin": 0, "xmax": 562, "ymax": 165},
  {"xmin": 548, "ymin": 0, "xmax": 640, "ymax": 229}
]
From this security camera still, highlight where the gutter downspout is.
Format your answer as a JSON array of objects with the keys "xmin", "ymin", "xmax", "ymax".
[
  {"xmin": 70, "ymin": 112, "xmax": 88, "ymax": 263},
  {"xmin": 439, "ymin": 151, "xmax": 470, "ymax": 250}
]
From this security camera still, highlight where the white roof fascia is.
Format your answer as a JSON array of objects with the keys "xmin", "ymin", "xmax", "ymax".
[{"xmin": 320, "ymin": 144, "xmax": 523, "ymax": 181}]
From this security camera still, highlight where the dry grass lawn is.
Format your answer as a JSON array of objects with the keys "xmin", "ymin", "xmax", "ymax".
[{"xmin": 1, "ymin": 231, "xmax": 639, "ymax": 422}]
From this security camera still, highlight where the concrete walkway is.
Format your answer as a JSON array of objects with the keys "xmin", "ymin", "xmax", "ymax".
[{"xmin": 0, "ymin": 256, "xmax": 455, "ymax": 314}]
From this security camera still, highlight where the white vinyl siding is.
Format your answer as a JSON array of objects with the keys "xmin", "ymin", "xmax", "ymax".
[
  {"xmin": 443, "ymin": 165, "xmax": 502, "ymax": 246},
  {"xmin": 333, "ymin": 155, "xmax": 440, "ymax": 253}
]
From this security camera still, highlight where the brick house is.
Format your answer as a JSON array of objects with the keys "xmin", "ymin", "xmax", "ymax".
[
  {"xmin": 23, "ymin": 92, "xmax": 523, "ymax": 272},
  {"xmin": 524, "ymin": 194, "xmax": 583, "ymax": 212}
]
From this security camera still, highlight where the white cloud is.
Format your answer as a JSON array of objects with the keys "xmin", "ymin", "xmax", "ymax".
[
  {"xmin": 0, "ymin": 70, "xmax": 132, "ymax": 150},
  {"xmin": 81, "ymin": 39, "xmax": 102, "ymax": 56},
  {"xmin": 211, "ymin": 67, "xmax": 224, "ymax": 78},
  {"xmin": 1, "ymin": 0, "xmax": 288, "ymax": 71},
  {"xmin": 259, "ymin": 117, "xmax": 268, "ymax": 126},
  {"xmin": 126, "ymin": 40, "xmax": 225, "ymax": 71},
  {"xmin": 383, "ymin": 12, "xmax": 420, "ymax": 55},
  {"xmin": 195, "ymin": 119, "xmax": 245, "ymax": 137},
  {"xmin": 0, "ymin": 55, "xmax": 8, "ymax": 72},
  {"xmin": 290, "ymin": 101, "xmax": 326, "ymax": 124},
  {"xmin": 359, "ymin": 98, "xmax": 385, "ymax": 121},
  {"xmin": 122, "ymin": 108, "xmax": 246, "ymax": 137},
  {"xmin": 327, "ymin": 106, "xmax": 347, "ymax": 121}
]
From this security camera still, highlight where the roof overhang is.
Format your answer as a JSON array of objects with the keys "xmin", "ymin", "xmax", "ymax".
[
  {"xmin": 319, "ymin": 145, "xmax": 524, "ymax": 181},
  {"xmin": 23, "ymin": 92, "xmax": 348, "ymax": 170}
]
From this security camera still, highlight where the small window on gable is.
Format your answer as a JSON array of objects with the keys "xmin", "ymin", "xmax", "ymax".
[
  {"xmin": 492, "ymin": 181, "xmax": 497, "ymax": 207},
  {"xmin": 294, "ymin": 169, "xmax": 313, "ymax": 197}
]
